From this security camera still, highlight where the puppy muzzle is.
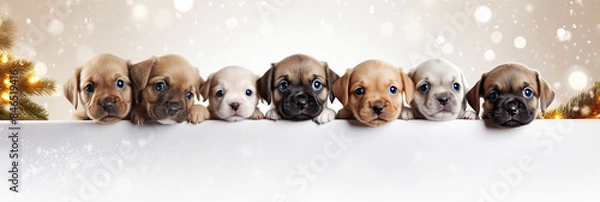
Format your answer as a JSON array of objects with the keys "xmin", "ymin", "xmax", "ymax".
[
  {"xmin": 278, "ymin": 89, "xmax": 323, "ymax": 120},
  {"xmin": 491, "ymin": 95, "xmax": 534, "ymax": 127}
]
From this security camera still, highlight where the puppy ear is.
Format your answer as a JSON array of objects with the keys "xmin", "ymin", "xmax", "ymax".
[
  {"xmin": 130, "ymin": 56, "xmax": 158, "ymax": 91},
  {"xmin": 332, "ymin": 68, "xmax": 352, "ymax": 106},
  {"xmin": 63, "ymin": 66, "xmax": 82, "ymax": 110},
  {"xmin": 400, "ymin": 69, "xmax": 415, "ymax": 104},
  {"xmin": 467, "ymin": 74, "xmax": 486, "ymax": 115},
  {"xmin": 198, "ymin": 73, "xmax": 212, "ymax": 102},
  {"xmin": 257, "ymin": 63, "xmax": 275, "ymax": 104},
  {"xmin": 195, "ymin": 68, "xmax": 205, "ymax": 101},
  {"xmin": 536, "ymin": 71, "xmax": 555, "ymax": 112},
  {"xmin": 324, "ymin": 62, "xmax": 340, "ymax": 103},
  {"xmin": 460, "ymin": 71, "xmax": 470, "ymax": 110}
]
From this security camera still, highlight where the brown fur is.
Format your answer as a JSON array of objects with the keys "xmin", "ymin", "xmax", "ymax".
[
  {"xmin": 467, "ymin": 63, "xmax": 555, "ymax": 120},
  {"xmin": 129, "ymin": 54, "xmax": 209, "ymax": 124},
  {"xmin": 332, "ymin": 60, "xmax": 414, "ymax": 126},
  {"xmin": 63, "ymin": 54, "xmax": 133, "ymax": 124}
]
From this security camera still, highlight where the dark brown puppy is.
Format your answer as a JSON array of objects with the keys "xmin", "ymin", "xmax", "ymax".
[
  {"xmin": 332, "ymin": 60, "xmax": 414, "ymax": 126},
  {"xmin": 129, "ymin": 54, "xmax": 209, "ymax": 124},
  {"xmin": 467, "ymin": 63, "xmax": 555, "ymax": 127},
  {"xmin": 257, "ymin": 54, "xmax": 339, "ymax": 124},
  {"xmin": 64, "ymin": 53, "xmax": 133, "ymax": 124}
]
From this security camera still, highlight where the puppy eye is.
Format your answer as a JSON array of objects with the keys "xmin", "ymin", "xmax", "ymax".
[
  {"xmin": 312, "ymin": 80, "xmax": 323, "ymax": 90},
  {"xmin": 354, "ymin": 88, "xmax": 364, "ymax": 96},
  {"xmin": 85, "ymin": 84, "xmax": 95, "ymax": 93},
  {"xmin": 488, "ymin": 90, "xmax": 499, "ymax": 101},
  {"xmin": 186, "ymin": 92, "xmax": 193, "ymax": 100},
  {"xmin": 452, "ymin": 83, "xmax": 460, "ymax": 91},
  {"xmin": 522, "ymin": 87, "xmax": 534, "ymax": 99},
  {"xmin": 115, "ymin": 79, "xmax": 125, "ymax": 89},
  {"xmin": 389, "ymin": 86, "xmax": 398, "ymax": 95},
  {"xmin": 154, "ymin": 82, "xmax": 166, "ymax": 92},
  {"xmin": 216, "ymin": 89, "xmax": 224, "ymax": 97},
  {"xmin": 245, "ymin": 89, "xmax": 252, "ymax": 96},
  {"xmin": 277, "ymin": 80, "xmax": 289, "ymax": 91},
  {"xmin": 419, "ymin": 83, "xmax": 429, "ymax": 93}
]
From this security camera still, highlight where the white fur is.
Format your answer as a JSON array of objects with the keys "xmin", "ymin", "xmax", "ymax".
[{"xmin": 158, "ymin": 119, "xmax": 178, "ymax": 124}]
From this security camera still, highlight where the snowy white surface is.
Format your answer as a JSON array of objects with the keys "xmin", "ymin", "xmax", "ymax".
[
  {"xmin": 1, "ymin": 0, "xmax": 599, "ymax": 120},
  {"xmin": 1, "ymin": 120, "xmax": 600, "ymax": 202}
]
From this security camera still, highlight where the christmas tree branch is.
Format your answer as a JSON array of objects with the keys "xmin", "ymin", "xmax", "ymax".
[{"xmin": 0, "ymin": 15, "xmax": 17, "ymax": 51}]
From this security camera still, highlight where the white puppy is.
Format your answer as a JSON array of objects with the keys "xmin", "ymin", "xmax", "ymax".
[
  {"xmin": 402, "ymin": 59, "xmax": 477, "ymax": 120},
  {"xmin": 199, "ymin": 66, "xmax": 264, "ymax": 121}
]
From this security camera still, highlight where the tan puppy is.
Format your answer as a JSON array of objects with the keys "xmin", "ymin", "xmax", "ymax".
[
  {"xmin": 199, "ymin": 66, "xmax": 264, "ymax": 121},
  {"xmin": 129, "ymin": 54, "xmax": 209, "ymax": 124},
  {"xmin": 257, "ymin": 54, "xmax": 339, "ymax": 124},
  {"xmin": 403, "ymin": 59, "xmax": 477, "ymax": 120},
  {"xmin": 64, "ymin": 53, "xmax": 133, "ymax": 124},
  {"xmin": 467, "ymin": 63, "xmax": 555, "ymax": 127},
  {"xmin": 332, "ymin": 60, "xmax": 414, "ymax": 126}
]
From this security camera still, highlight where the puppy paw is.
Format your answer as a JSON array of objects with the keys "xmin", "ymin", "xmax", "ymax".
[
  {"xmin": 265, "ymin": 109, "xmax": 281, "ymax": 121},
  {"xmin": 250, "ymin": 108, "xmax": 265, "ymax": 120},
  {"xmin": 188, "ymin": 105, "xmax": 210, "ymax": 124},
  {"xmin": 313, "ymin": 108, "xmax": 336, "ymax": 124},
  {"xmin": 462, "ymin": 110, "xmax": 479, "ymax": 120},
  {"xmin": 130, "ymin": 106, "xmax": 146, "ymax": 125},
  {"xmin": 400, "ymin": 107, "xmax": 415, "ymax": 120}
]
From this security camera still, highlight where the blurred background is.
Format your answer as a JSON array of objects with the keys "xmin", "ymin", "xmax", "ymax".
[{"xmin": 1, "ymin": 0, "xmax": 598, "ymax": 120}]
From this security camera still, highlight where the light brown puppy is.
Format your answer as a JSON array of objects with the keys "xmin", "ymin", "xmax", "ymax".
[
  {"xmin": 403, "ymin": 59, "xmax": 477, "ymax": 120},
  {"xmin": 467, "ymin": 63, "xmax": 555, "ymax": 127},
  {"xmin": 200, "ymin": 66, "xmax": 264, "ymax": 121},
  {"xmin": 257, "ymin": 54, "xmax": 340, "ymax": 124},
  {"xmin": 333, "ymin": 60, "xmax": 415, "ymax": 126},
  {"xmin": 64, "ymin": 53, "xmax": 133, "ymax": 124},
  {"xmin": 129, "ymin": 54, "xmax": 209, "ymax": 124}
]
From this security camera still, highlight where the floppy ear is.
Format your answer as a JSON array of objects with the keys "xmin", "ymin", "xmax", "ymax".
[
  {"xmin": 536, "ymin": 71, "xmax": 555, "ymax": 112},
  {"xmin": 129, "ymin": 57, "xmax": 157, "ymax": 103},
  {"xmin": 467, "ymin": 74, "xmax": 486, "ymax": 115},
  {"xmin": 324, "ymin": 62, "xmax": 340, "ymax": 103},
  {"xmin": 460, "ymin": 71, "xmax": 470, "ymax": 110},
  {"xmin": 400, "ymin": 69, "xmax": 415, "ymax": 104},
  {"xmin": 257, "ymin": 63, "xmax": 275, "ymax": 104},
  {"xmin": 195, "ymin": 68, "xmax": 205, "ymax": 101},
  {"xmin": 198, "ymin": 73, "xmax": 213, "ymax": 102},
  {"xmin": 63, "ymin": 66, "xmax": 82, "ymax": 110},
  {"xmin": 332, "ymin": 68, "xmax": 352, "ymax": 106}
]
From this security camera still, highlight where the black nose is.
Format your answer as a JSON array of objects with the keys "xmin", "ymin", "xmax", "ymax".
[
  {"xmin": 372, "ymin": 105, "xmax": 384, "ymax": 115},
  {"xmin": 101, "ymin": 102, "xmax": 115, "ymax": 112},
  {"xmin": 437, "ymin": 97, "xmax": 449, "ymax": 106},
  {"xmin": 167, "ymin": 102, "xmax": 181, "ymax": 116},
  {"xmin": 296, "ymin": 99, "xmax": 307, "ymax": 110},
  {"xmin": 230, "ymin": 102, "xmax": 240, "ymax": 111},
  {"xmin": 506, "ymin": 101, "xmax": 520, "ymax": 115}
]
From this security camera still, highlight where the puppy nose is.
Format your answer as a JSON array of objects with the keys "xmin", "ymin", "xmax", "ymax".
[
  {"xmin": 230, "ymin": 102, "xmax": 240, "ymax": 111},
  {"xmin": 101, "ymin": 102, "xmax": 115, "ymax": 112},
  {"xmin": 437, "ymin": 97, "xmax": 449, "ymax": 106},
  {"xmin": 296, "ymin": 100, "xmax": 307, "ymax": 110},
  {"xmin": 372, "ymin": 105, "xmax": 384, "ymax": 115},
  {"xmin": 506, "ymin": 101, "xmax": 519, "ymax": 115},
  {"xmin": 167, "ymin": 102, "xmax": 181, "ymax": 116}
]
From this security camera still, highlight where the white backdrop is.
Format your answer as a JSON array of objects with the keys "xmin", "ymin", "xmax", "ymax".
[
  {"xmin": 1, "ymin": 120, "xmax": 599, "ymax": 202},
  {"xmin": 1, "ymin": 0, "xmax": 599, "ymax": 120}
]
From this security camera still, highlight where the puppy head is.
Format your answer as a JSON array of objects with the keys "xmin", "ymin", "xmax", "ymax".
[
  {"xmin": 332, "ymin": 60, "xmax": 414, "ymax": 126},
  {"xmin": 257, "ymin": 54, "xmax": 339, "ymax": 120},
  {"xmin": 130, "ymin": 54, "xmax": 203, "ymax": 124},
  {"xmin": 199, "ymin": 66, "xmax": 260, "ymax": 121},
  {"xmin": 467, "ymin": 63, "xmax": 555, "ymax": 127},
  {"xmin": 63, "ymin": 53, "xmax": 133, "ymax": 124},
  {"xmin": 410, "ymin": 59, "xmax": 469, "ymax": 120}
]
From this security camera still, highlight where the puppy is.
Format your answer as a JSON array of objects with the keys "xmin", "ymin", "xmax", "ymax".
[
  {"xmin": 257, "ymin": 54, "xmax": 340, "ymax": 124},
  {"xmin": 129, "ymin": 54, "xmax": 209, "ymax": 124},
  {"xmin": 467, "ymin": 63, "xmax": 555, "ymax": 127},
  {"xmin": 404, "ymin": 59, "xmax": 477, "ymax": 120},
  {"xmin": 64, "ymin": 53, "xmax": 132, "ymax": 124},
  {"xmin": 199, "ymin": 66, "xmax": 264, "ymax": 121},
  {"xmin": 332, "ymin": 60, "xmax": 415, "ymax": 126}
]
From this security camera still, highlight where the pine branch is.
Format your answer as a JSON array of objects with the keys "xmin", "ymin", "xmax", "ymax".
[
  {"xmin": 542, "ymin": 81, "xmax": 600, "ymax": 119},
  {"xmin": 17, "ymin": 97, "xmax": 49, "ymax": 120},
  {"xmin": 17, "ymin": 76, "xmax": 57, "ymax": 96},
  {"xmin": 0, "ymin": 15, "xmax": 17, "ymax": 51},
  {"xmin": 0, "ymin": 107, "xmax": 10, "ymax": 120}
]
